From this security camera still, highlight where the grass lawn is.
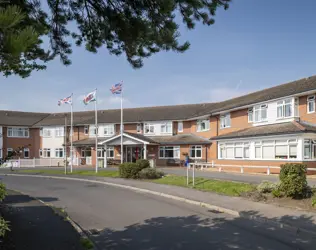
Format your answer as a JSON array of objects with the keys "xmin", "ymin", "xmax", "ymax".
[
  {"xmin": 152, "ymin": 175, "xmax": 255, "ymax": 196},
  {"xmin": 18, "ymin": 169, "xmax": 120, "ymax": 178}
]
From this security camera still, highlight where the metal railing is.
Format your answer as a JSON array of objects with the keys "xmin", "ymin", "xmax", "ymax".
[
  {"xmin": 189, "ymin": 161, "xmax": 316, "ymax": 175},
  {"xmin": 0, "ymin": 158, "xmax": 65, "ymax": 168}
]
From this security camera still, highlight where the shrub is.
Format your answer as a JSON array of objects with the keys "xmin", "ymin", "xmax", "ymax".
[
  {"xmin": 279, "ymin": 163, "xmax": 308, "ymax": 198},
  {"xmin": 0, "ymin": 183, "xmax": 6, "ymax": 202},
  {"xmin": 119, "ymin": 163, "xmax": 142, "ymax": 179},
  {"xmin": 256, "ymin": 181, "xmax": 278, "ymax": 193},
  {"xmin": 272, "ymin": 189, "xmax": 283, "ymax": 198},
  {"xmin": 139, "ymin": 168, "xmax": 164, "ymax": 179},
  {"xmin": 136, "ymin": 159, "xmax": 150, "ymax": 170},
  {"xmin": 312, "ymin": 195, "xmax": 316, "ymax": 208}
]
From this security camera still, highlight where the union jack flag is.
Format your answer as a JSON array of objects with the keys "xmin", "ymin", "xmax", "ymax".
[
  {"xmin": 110, "ymin": 82, "xmax": 123, "ymax": 94},
  {"xmin": 58, "ymin": 95, "xmax": 72, "ymax": 106}
]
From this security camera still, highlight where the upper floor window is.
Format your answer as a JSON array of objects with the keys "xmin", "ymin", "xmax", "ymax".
[
  {"xmin": 254, "ymin": 104, "xmax": 268, "ymax": 122},
  {"xmin": 89, "ymin": 125, "xmax": 97, "ymax": 135},
  {"xmin": 103, "ymin": 125, "xmax": 115, "ymax": 136},
  {"xmin": 7, "ymin": 127, "xmax": 29, "ymax": 138},
  {"xmin": 307, "ymin": 95, "xmax": 315, "ymax": 113},
  {"xmin": 277, "ymin": 98, "xmax": 292, "ymax": 118},
  {"xmin": 196, "ymin": 119, "xmax": 210, "ymax": 132},
  {"xmin": 178, "ymin": 121, "xmax": 183, "ymax": 133},
  {"xmin": 42, "ymin": 128, "xmax": 51, "ymax": 137},
  {"xmin": 84, "ymin": 126, "xmax": 89, "ymax": 135},
  {"xmin": 220, "ymin": 113, "xmax": 231, "ymax": 129},
  {"xmin": 144, "ymin": 123, "xmax": 155, "ymax": 134},
  {"xmin": 55, "ymin": 127, "xmax": 64, "ymax": 137},
  {"xmin": 161, "ymin": 122, "xmax": 172, "ymax": 133},
  {"xmin": 248, "ymin": 108, "xmax": 253, "ymax": 123},
  {"xmin": 136, "ymin": 123, "xmax": 142, "ymax": 133}
]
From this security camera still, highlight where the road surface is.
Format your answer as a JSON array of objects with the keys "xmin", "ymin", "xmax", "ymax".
[{"xmin": 1, "ymin": 175, "xmax": 315, "ymax": 249}]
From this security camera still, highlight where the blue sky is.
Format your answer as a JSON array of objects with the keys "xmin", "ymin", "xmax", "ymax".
[{"xmin": 2, "ymin": 0, "xmax": 316, "ymax": 112}]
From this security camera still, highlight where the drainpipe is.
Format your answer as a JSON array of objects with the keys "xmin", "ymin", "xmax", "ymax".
[{"xmin": 215, "ymin": 115, "xmax": 220, "ymax": 160}]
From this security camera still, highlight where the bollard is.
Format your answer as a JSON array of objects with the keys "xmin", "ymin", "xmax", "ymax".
[
  {"xmin": 241, "ymin": 166, "xmax": 244, "ymax": 174},
  {"xmin": 267, "ymin": 166, "xmax": 270, "ymax": 175}
]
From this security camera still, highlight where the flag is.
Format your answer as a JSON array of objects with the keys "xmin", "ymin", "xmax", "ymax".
[
  {"xmin": 58, "ymin": 95, "xmax": 72, "ymax": 106},
  {"xmin": 83, "ymin": 91, "xmax": 96, "ymax": 105},
  {"xmin": 110, "ymin": 82, "xmax": 123, "ymax": 94}
]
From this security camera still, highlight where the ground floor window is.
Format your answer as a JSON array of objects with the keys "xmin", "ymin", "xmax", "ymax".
[
  {"xmin": 7, "ymin": 148, "xmax": 13, "ymax": 157},
  {"xmin": 304, "ymin": 139, "xmax": 316, "ymax": 159},
  {"xmin": 55, "ymin": 148, "xmax": 64, "ymax": 158},
  {"xmin": 190, "ymin": 146, "xmax": 202, "ymax": 158},
  {"xmin": 97, "ymin": 147, "xmax": 114, "ymax": 158},
  {"xmin": 219, "ymin": 142, "xmax": 249, "ymax": 159},
  {"xmin": 81, "ymin": 148, "xmax": 92, "ymax": 157},
  {"xmin": 159, "ymin": 146, "xmax": 180, "ymax": 159},
  {"xmin": 40, "ymin": 148, "xmax": 51, "ymax": 158},
  {"xmin": 24, "ymin": 148, "xmax": 30, "ymax": 158}
]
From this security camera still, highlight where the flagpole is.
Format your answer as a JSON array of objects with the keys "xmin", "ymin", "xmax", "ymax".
[
  {"xmin": 70, "ymin": 93, "xmax": 73, "ymax": 173},
  {"xmin": 95, "ymin": 89, "xmax": 98, "ymax": 173},
  {"xmin": 120, "ymin": 83, "xmax": 123, "ymax": 164}
]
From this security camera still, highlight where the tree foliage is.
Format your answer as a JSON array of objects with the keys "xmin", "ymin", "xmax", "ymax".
[{"xmin": 1, "ymin": 0, "xmax": 230, "ymax": 77}]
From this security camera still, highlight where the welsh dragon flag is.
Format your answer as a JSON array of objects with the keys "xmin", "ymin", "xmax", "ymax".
[{"xmin": 83, "ymin": 90, "xmax": 96, "ymax": 105}]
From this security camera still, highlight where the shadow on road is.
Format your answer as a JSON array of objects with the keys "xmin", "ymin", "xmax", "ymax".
[
  {"xmin": 3, "ymin": 194, "xmax": 59, "ymax": 204},
  {"xmin": 89, "ymin": 212, "xmax": 316, "ymax": 250}
]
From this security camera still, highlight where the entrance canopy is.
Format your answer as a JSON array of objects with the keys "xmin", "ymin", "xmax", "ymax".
[{"xmin": 98, "ymin": 132, "xmax": 158, "ymax": 146}]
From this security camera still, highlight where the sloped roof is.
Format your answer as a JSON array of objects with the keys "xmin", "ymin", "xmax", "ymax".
[
  {"xmin": 211, "ymin": 121, "xmax": 316, "ymax": 140},
  {"xmin": 211, "ymin": 75, "xmax": 316, "ymax": 113},
  {"xmin": 148, "ymin": 134, "xmax": 211, "ymax": 145},
  {"xmin": 33, "ymin": 103, "xmax": 218, "ymax": 126},
  {"xmin": 0, "ymin": 110, "xmax": 49, "ymax": 126}
]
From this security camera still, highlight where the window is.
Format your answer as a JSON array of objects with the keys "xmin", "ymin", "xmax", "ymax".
[
  {"xmin": 136, "ymin": 123, "xmax": 142, "ymax": 133},
  {"xmin": 307, "ymin": 96, "xmax": 315, "ymax": 113},
  {"xmin": 42, "ymin": 128, "xmax": 52, "ymax": 137},
  {"xmin": 107, "ymin": 147, "xmax": 114, "ymax": 158},
  {"xmin": 7, "ymin": 148, "xmax": 13, "ymax": 157},
  {"xmin": 220, "ymin": 113, "xmax": 231, "ymax": 129},
  {"xmin": 159, "ymin": 146, "xmax": 180, "ymax": 159},
  {"xmin": 55, "ymin": 127, "xmax": 64, "ymax": 137},
  {"xmin": 304, "ymin": 139, "xmax": 312, "ymax": 159},
  {"xmin": 81, "ymin": 149, "xmax": 91, "ymax": 157},
  {"xmin": 89, "ymin": 125, "xmax": 97, "ymax": 136},
  {"xmin": 248, "ymin": 108, "xmax": 253, "ymax": 123},
  {"xmin": 190, "ymin": 146, "xmax": 202, "ymax": 158},
  {"xmin": 7, "ymin": 127, "xmax": 29, "ymax": 138},
  {"xmin": 40, "ymin": 127, "xmax": 43, "ymax": 136},
  {"xmin": 277, "ymin": 98, "xmax": 293, "ymax": 118},
  {"xmin": 178, "ymin": 122, "xmax": 183, "ymax": 132},
  {"xmin": 55, "ymin": 148, "xmax": 64, "ymax": 158},
  {"xmin": 144, "ymin": 123, "xmax": 155, "ymax": 134},
  {"xmin": 23, "ymin": 148, "xmax": 30, "ymax": 158},
  {"xmin": 219, "ymin": 142, "xmax": 250, "ymax": 159},
  {"xmin": 84, "ymin": 126, "xmax": 89, "ymax": 135},
  {"xmin": 103, "ymin": 125, "xmax": 115, "ymax": 136},
  {"xmin": 196, "ymin": 119, "xmax": 210, "ymax": 132},
  {"xmin": 254, "ymin": 105, "xmax": 268, "ymax": 122},
  {"xmin": 40, "ymin": 148, "xmax": 51, "ymax": 158},
  {"xmin": 161, "ymin": 122, "xmax": 172, "ymax": 133}
]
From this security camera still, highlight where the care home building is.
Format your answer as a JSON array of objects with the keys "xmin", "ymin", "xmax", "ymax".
[{"xmin": 2, "ymin": 75, "xmax": 316, "ymax": 173}]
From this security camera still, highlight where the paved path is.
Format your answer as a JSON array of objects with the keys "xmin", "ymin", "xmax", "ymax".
[
  {"xmin": 1, "ymin": 175, "xmax": 316, "ymax": 249},
  {"xmin": 1, "ymin": 189, "xmax": 84, "ymax": 250}
]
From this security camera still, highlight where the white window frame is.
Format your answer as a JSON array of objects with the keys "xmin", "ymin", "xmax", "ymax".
[
  {"xmin": 248, "ymin": 108, "xmax": 253, "ymax": 123},
  {"xmin": 55, "ymin": 127, "xmax": 64, "ymax": 137},
  {"xmin": 144, "ymin": 123, "xmax": 155, "ymax": 134},
  {"xmin": 107, "ymin": 147, "xmax": 115, "ymax": 158},
  {"xmin": 189, "ymin": 145, "xmax": 203, "ymax": 159},
  {"xmin": 220, "ymin": 113, "xmax": 231, "ymax": 129},
  {"xmin": 40, "ymin": 148, "xmax": 51, "ymax": 158},
  {"xmin": 307, "ymin": 95, "xmax": 315, "ymax": 114},
  {"xmin": 42, "ymin": 128, "xmax": 52, "ymax": 137},
  {"xmin": 178, "ymin": 121, "xmax": 183, "ymax": 133},
  {"xmin": 196, "ymin": 119, "xmax": 210, "ymax": 132},
  {"xmin": 218, "ymin": 142, "xmax": 250, "ymax": 159},
  {"xmin": 160, "ymin": 122, "xmax": 172, "ymax": 134},
  {"xmin": 159, "ymin": 146, "xmax": 180, "ymax": 159},
  {"xmin": 23, "ymin": 148, "xmax": 30, "ymax": 158},
  {"xmin": 254, "ymin": 104, "xmax": 268, "ymax": 122},
  {"xmin": 89, "ymin": 125, "xmax": 97, "ymax": 136},
  {"xmin": 84, "ymin": 126, "xmax": 89, "ymax": 135},
  {"xmin": 277, "ymin": 98, "xmax": 293, "ymax": 119},
  {"xmin": 7, "ymin": 127, "xmax": 30, "ymax": 138},
  {"xmin": 103, "ymin": 124, "xmax": 115, "ymax": 136},
  {"xmin": 136, "ymin": 123, "xmax": 142, "ymax": 134},
  {"xmin": 55, "ymin": 148, "xmax": 64, "ymax": 158}
]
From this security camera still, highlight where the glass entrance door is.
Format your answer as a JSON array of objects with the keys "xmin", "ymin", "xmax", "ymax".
[{"xmin": 124, "ymin": 146, "xmax": 142, "ymax": 162}]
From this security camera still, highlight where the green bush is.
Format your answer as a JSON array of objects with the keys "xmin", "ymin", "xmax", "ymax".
[
  {"xmin": 279, "ymin": 163, "xmax": 308, "ymax": 198},
  {"xmin": 0, "ymin": 183, "xmax": 9, "ymax": 237},
  {"xmin": 119, "ymin": 163, "xmax": 142, "ymax": 179},
  {"xmin": 272, "ymin": 189, "xmax": 283, "ymax": 198},
  {"xmin": 139, "ymin": 168, "xmax": 164, "ymax": 179},
  {"xmin": 256, "ymin": 181, "xmax": 278, "ymax": 193},
  {"xmin": 312, "ymin": 195, "xmax": 316, "ymax": 207},
  {"xmin": 0, "ymin": 183, "xmax": 6, "ymax": 202},
  {"xmin": 136, "ymin": 159, "xmax": 150, "ymax": 170}
]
